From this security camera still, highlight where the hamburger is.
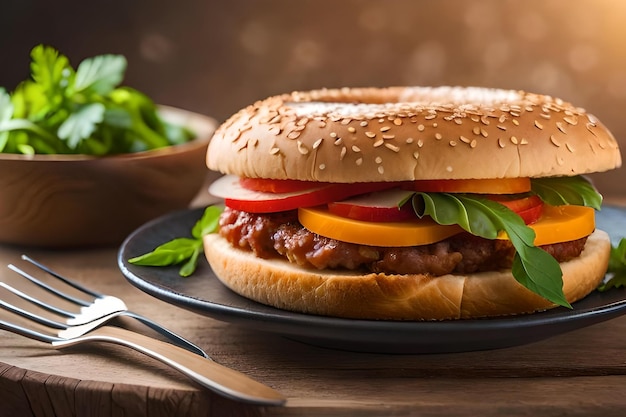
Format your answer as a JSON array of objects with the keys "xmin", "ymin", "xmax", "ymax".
[{"xmin": 203, "ymin": 86, "xmax": 621, "ymax": 320}]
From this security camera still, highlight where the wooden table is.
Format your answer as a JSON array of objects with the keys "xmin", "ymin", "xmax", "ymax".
[{"xmin": 2, "ymin": 222, "xmax": 626, "ymax": 416}]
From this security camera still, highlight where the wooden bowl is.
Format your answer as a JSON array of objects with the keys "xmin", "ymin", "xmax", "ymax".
[{"xmin": 0, "ymin": 106, "xmax": 217, "ymax": 248}]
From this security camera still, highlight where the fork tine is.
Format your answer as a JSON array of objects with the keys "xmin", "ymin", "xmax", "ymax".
[
  {"xmin": 21, "ymin": 255, "xmax": 103, "ymax": 298},
  {"xmin": 8, "ymin": 263, "xmax": 90, "ymax": 307},
  {"xmin": 0, "ymin": 281, "xmax": 76, "ymax": 318},
  {"xmin": 0, "ymin": 318, "xmax": 62, "ymax": 343},
  {"xmin": 0, "ymin": 296, "xmax": 67, "ymax": 329}
]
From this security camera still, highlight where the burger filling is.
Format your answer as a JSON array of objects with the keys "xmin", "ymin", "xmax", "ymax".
[{"xmin": 219, "ymin": 207, "xmax": 587, "ymax": 276}]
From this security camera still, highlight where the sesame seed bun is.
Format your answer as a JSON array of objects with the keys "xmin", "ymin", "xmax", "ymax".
[
  {"xmin": 203, "ymin": 229, "xmax": 610, "ymax": 320},
  {"xmin": 206, "ymin": 86, "xmax": 621, "ymax": 182}
]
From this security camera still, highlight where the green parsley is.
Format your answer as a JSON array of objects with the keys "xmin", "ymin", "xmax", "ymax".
[
  {"xmin": 598, "ymin": 239, "xmax": 626, "ymax": 292},
  {"xmin": 128, "ymin": 206, "xmax": 223, "ymax": 277},
  {"xmin": 407, "ymin": 175, "xmax": 603, "ymax": 308},
  {"xmin": 0, "ymin": 45, "xmax": 194, "ymax": 155}
]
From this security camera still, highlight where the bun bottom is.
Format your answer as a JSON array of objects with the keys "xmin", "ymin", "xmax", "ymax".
[{"xmin": 203, "ymin": 230, "xmax": 610, "ymax": 320}]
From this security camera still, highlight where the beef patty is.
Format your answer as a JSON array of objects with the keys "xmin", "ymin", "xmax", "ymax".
[{"xmin": 218, "ymin": 208, "xmax": 587, "ymax": 276}]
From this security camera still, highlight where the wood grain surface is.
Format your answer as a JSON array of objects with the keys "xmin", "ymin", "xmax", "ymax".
[{"xmin": 2, "ymin": 195, "xmax": 626, "ymax": 416}]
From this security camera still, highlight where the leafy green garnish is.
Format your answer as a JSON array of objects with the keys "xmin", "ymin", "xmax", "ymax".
[
  {"xmin": 413, "ymin": 193, "xmax": 570, "ymax": 308},
  {"xmin": 532, "ymin": 176, "xmax": 603, "ymax": 210},
  {"xmin": 128, "ymin": 206, "xmax": 223, "ymax": 277},
  {"xmin": 0, "ymin": 45, "xmax": 195, "ymax": 155},
  {"xmin": 598, "ymin": 239, "xmax": 626, "ymax": 291},
  {"xmin": 405, "ymin": 175, "xmax": 603, "ymax": 307}
]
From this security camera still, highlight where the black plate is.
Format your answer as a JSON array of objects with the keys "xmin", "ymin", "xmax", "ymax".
[{"xmin": 118, "ymin": 206, "xmax": 626, "ymax": 354}]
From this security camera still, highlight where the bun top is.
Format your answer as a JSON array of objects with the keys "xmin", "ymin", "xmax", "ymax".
[{"xmin": 207, "ymin": 86, "xmax": 621, "ymax": 182}]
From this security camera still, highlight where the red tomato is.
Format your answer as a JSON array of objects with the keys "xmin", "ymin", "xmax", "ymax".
[
  {"xmin": 327, "ymin": 189, "xmax": 417, "ymax": 222},
  {"xmin": 488, "ymin": 194, "xmax": 544, "ymax": 224},
  {"xmin": 209, "ymin": 175, "xmax": 397, "ymax": 213}
]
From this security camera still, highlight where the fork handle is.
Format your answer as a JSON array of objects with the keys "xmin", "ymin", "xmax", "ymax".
[{"xmin": 52, "ymin": 326, "xmax": 286, "ymax": 406}]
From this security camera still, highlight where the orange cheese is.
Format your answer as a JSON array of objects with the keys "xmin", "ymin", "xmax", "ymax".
[{"xmin": 298, "ymin": 205, "xmax": 595, "ymax": 247}]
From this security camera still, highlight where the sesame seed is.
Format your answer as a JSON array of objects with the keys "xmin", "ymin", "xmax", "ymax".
[
  {"xmin": 380, "ymin": 126, "xmax": 391, "ymax": 132},
  {"xmin": 471, "ymin": 115, "xmax": 480, "ymax": 122},
  {"xmin": 318, "ymin": 121, "xmax": 327, "ymax": 128},
  {"xmin": 393, "ymin": 119, "xmax": 403, "ymax": 126},
  {"xmin": 510, "ymin": 136, "xmax": 519, "ymax": 145},
  {"xmin": 481, "ymin": 129, "xmax": 488, "ymax": 137},
  {"xmin": 454, "ymin": 118, "xmax": 463, "ymax": 125},
  {"xmin": 534, "ymin": 120, "xmax": 544, "ymax": 130},
  {"xmin": 480, "ymin": 116, "xmax": 490, "ymax": 125},
  {"xmin": 417, "ymin": 124, "xmax": 425, "ymax": 131},
  {"xmin": 360, "ymin": 121, "xmax": 368, "ymax": 127},
  {"xmin": 520, "ymin": 138, "xmax": 528, "ymax": 145},
  {"xmin": 330, "ymin": 132, "xmax": 338, "ymax": 138},
  {"xmin": 406, "ymin": 137, "xmax": 414, "ymax": 144},
  {"xmin": 435, "ymin": 133, "xmax": 443, "ymax": 140},
  {"xmin": 586, "ymin": 123, "xmax": 598, "ymax": 137},
  {"xmin": 348, "ymin": 126, "xmax": 356, "ymax": 133},
  {"xmin": 557, "ymin": 156, "xmax": 564, "ymax": 166},
  {"xmin": 375, "ymin": 156, "xmax": 383, "ymax": 164},
  {"xmin": 556, "ymin": 122, "xmax": 567, "ymax": 134},
  {"xmin": 385, "ymin": 143, "xmax": 400, "ymax": 152},
  {"xmin": 460, "ymin": 135, "xmax": 470, "ymax": 144},
  {"xmin": 417, "ymin": 139, "xmax": 424, "ymax": 147},
  {"xmin": 319, "ymin": 163, "xmax": 326, "ymax": 170},
  {"xmin": 550, "ymin": 135, "xmax": 561, "ymax": 147},
  {"xmin": 512, "ymin": 119, "xmax": 520, "ymax": 126},
  {"xmin": 381, "ymin": 134, "xmax": 395, "ymax": 140},
  {"xmin": 334, "ymin": 138, "xmax": 343, "ymax": 145},
  {"xmin": 499, "ymin": 115, "xmax": 507, "ymax": 123},
  {"xmin": 356, "ymin": 157, "xmax": 363, "ymax": 166},
  {"xmin": 413, "ymin": 151, "xmax": 420, "ymax": 160},
  {"xmin": 472, "ymin": 126, "xmax": 481, "ymax": 135},
  {"xmin": 449, "ymin": 140, "xmax": 457, "ymax": 147},
  {"xmin": 470, "ymin": 139, "xmax": 478, "ymax": 148},
  {"xmin": 340, "ymin": 146, "xmax": 347, "ymax": 160},
  {"xmin": 270, "ymin": 147, "xmax": 280, "ymax": 155},
  {"xmin": 352, "ymin": 145, "xmax": 361, "ymax": 152},
  {"xmin": 498, "ymin": 138, "xmax": 506, "ymax": 148},
  {"xmin": 425, "ymin": 114, "xmax": 436, "ymax": 120},
  {"xmin": 297, "ymin": 141, "xmax": 309, "ymax": 154},
  {"xmin": 287, "ymin": 131, "xmax": 301, "ymax": 139},
  {"xmin": 540, "ymin": 113, "xmax": 551, "ymax": 119},
  {"xmin": 564, "ymin": 116, "xmax": 578, "ymax": 125},
  {"xmin": 373, "ymin": 139, "xmax": 384, "ymax": 147},
  {"xmin": 378, "ymin": 166, "xmax": 385, "ymax": 175},
  {"xmin": 269, "ymin": 126, "xmax": 282, "ymax": 136},
  {"xmin": 432, "ymin": 122, "xmax": 438, "ymax": 128},
  {"xmin": 313, "ymin": 138, "xmax": 323, "ymax": 149},
  {"xmin": 365, "ymin": 131, "xmax": 376, "ymax": 138},
  {"xmin": 497, "ymin": 125, "xmax": 507, "ymax": 131},
  {"xmin": 566, "ymin": 143, "xmax": 575, "ymax": 153},
  {"xmin": 446, "ymin": 166, "xmax": 453, "ymax": 172}
]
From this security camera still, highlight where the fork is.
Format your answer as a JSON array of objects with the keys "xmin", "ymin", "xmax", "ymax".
[
  {"xmin": 1, "ymin": 254, "xmax": 208, "ymax": 358},
  {"xmin": 0, "ymin": 310, "xmax": 286, "ymax": 405},
  {"xmin": 0, "ymin": 262, "xmax": 287, "ymax": 406}
]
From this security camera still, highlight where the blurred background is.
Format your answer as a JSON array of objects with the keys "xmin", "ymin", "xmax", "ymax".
[{"xmin": 1, "ymin": 0, "xmax": 624, "ymax": 197}]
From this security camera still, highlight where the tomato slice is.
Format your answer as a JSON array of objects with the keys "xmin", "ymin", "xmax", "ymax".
[
  {"xmin": 405, "ymin": 178, "xmax": 531, "ymax": 194},
  {"xmin": 209, "ymin": 175, "xmax": 397, "ymax": 213},
  {"xmin": 327, "ymin": 188, "xmax": 417, "ymax": 222},
  {"xmin": 488, "ymin": 194, "xmax": 544, "ymax": 225},
  {"xmin": 299, "ymin": 207, "xmax": 463, "ymax": 247}
]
